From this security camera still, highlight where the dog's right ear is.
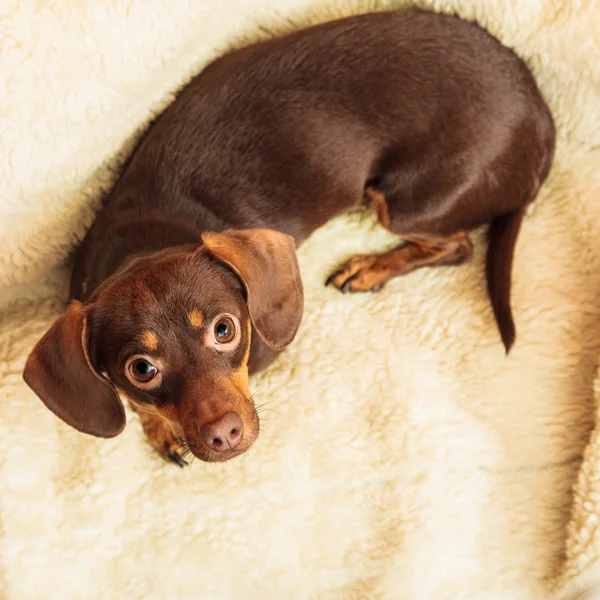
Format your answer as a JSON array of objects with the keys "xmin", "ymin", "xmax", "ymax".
[
  {"xmin": 23, "ymin": 301, "xmax": 125, "ymax": 438},
  {"xmin": 202, "ymin": 229, "xmax": 304, "ymax": 351}
]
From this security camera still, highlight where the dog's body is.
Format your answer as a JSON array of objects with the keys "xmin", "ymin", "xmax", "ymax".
[{"xmin": 24, "ymin": 11, "xmax": 555, "ymax": 465}]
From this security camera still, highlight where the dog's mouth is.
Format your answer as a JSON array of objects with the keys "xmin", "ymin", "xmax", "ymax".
[
  {"xmin": 185, "ymin": 434, "xmax": 258, "ymax": 463},
  {"xmin": 192, "ymin": 443, "xmax": 251, "ymax": 463}
]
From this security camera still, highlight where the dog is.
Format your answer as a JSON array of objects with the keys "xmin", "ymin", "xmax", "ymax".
[{"xmin": 23, "ymin": 10, "xmax": 555, "ymax": 466}]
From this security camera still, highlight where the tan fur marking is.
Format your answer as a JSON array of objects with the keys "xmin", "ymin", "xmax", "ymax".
[
  {"xmin": 327, "ymin": 232, "xmax": 473, "ymax": 292},
  {"xmin": 141, "ymin": 331, "xmax": 159, "ymax": 351},
  {"xmin": 231, "ymin": 365, "xmax": 251, "ymax": 396},
  {"xmin": 188, "ymin": 309, "xmax": 205, "ymax": 328},
  {"xmin": 364, "ymin": 188, "xmax": 391, "ymax": 230},
  {"xmin": 229, "ymin": 319, "xmax": 252, "ymax": 397},
  {"xmin": 128, "ymin": 399, "xmax": 184, "ymax": 461}
]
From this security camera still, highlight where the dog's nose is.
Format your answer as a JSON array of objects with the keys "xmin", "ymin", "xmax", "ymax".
[{"xmin": 199, "ymin": 411, "xmax": 244, "ymax": 451}]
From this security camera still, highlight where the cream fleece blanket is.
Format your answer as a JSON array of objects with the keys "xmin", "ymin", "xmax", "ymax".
[{"xmin": 1, "ymin": 1, "xmax": 600, "ymax": 599}]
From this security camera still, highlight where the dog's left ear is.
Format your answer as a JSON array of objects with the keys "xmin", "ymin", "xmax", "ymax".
[
  {"xmin": 202, "ymin": 229, "xmax": 304, "ymax": 350},
  {"xmin": 23, "ymin": 301, "xmax": 126, "ymax": 438}
]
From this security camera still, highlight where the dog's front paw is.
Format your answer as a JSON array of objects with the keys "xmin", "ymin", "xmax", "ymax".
[
  {"xmin": 137, "ymin": 410, "xmax": 189, "ymax": 468},
  {"xmin": 325, "ymin": 254, "xmax": 387, "ymax": 293}
]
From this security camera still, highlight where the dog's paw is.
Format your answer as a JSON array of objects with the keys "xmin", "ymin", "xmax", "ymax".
[
  {"xmin": 325, "ymin": 254, "xmax": 388, "ymax": 293},
  {"xmin": 166, "ymin": 446, "xmax": 189, "ymax": 468},
  {"xmin": 137, "ymin": 410, "xmax": 189, "ymax": 468}
]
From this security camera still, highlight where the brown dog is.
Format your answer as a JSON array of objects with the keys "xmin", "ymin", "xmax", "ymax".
[{"xmin": 23, "ymin": 10, "xmax": 555, "ymax": 466}]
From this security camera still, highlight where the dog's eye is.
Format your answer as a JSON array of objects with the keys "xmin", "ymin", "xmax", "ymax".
[
  {"xmin": 124, "ymin": 355, "xmax": 162, "ymax": 388},
  {"xmin": 129, "ymin": 358, "xmax": 158, "ymax": 383},
  {"xmin": 214, "ymin": 316, "xmax": 236, "ymax": 343}
]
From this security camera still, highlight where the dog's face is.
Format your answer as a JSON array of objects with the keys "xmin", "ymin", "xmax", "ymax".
[
  {"xmin": 93, "ymin": 248, "xmax": 257, "ymax": 462},
  {"xmin": 23, "ymin": 229, "xmax": 303, "ymax": 463}
]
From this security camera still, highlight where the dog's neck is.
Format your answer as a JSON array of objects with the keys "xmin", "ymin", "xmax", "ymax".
[{"xmin": 70, "ymin": 207, "xmax": 221, "ymax": 302}]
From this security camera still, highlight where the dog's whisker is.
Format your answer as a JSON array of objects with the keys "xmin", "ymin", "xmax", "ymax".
[
  {"xmin": 255, "ymin": 402, "xmax": 277, "ymax": 411},
  {"xmin": 251, "ymin": 385, "xmax": 270, "ymax": 395},
  {"xmin": 249, "ymin": 387, "xmax": 273, "ymax": 405},
  {"xmin": 254, "ymin": 399, "xmax": 279, "ymax": 412},
  {"xmin": 259, "ymin": 421, "xmax": 273, "ymax": 434}
]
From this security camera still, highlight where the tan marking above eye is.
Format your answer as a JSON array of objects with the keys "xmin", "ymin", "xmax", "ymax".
[
  {"xmin": 188, "ymin": 309, "xmax": 205, "ymax": 328},
  {"xmin": 141, "ymin": 331, "xmax": 159, "ymax": 351}
]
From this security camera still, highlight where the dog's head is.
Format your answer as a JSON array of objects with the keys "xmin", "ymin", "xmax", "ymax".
[{"xmin": 23, "ymin": 229, "xmax": 303, "ymax": 463}]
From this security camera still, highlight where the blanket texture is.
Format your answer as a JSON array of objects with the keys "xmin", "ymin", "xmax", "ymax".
[{"xmin": 1, "ymin": 0, "xmax": 600, "ymax": 598}]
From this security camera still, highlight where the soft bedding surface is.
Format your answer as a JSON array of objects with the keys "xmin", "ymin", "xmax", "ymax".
[{"xmin": 1, "ymin": 1, "xmax": 600, "ymax": 598}]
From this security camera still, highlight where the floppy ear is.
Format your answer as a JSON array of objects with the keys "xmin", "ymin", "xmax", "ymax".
[
  {"xmin": 23, "ymin": 301, "xmax": 125, "ymax": 438},
  {"xmin": 202, "ymin": 229, "xmax": 304, "ymax": 350}
]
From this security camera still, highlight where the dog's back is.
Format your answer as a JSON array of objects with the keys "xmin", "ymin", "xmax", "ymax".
[{"xmin": 94, "ymin": 10, "xmax": 552, "ymax": 238}]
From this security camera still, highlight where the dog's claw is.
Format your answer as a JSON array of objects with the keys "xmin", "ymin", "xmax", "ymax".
[
  {"xmin": 341, "ymin": 278, "xmax": 352, "ymax": 293},
  {"xmin": 167, "ymin": 448, "xmax": 189, "ymax": 468},
  {"xmin": 326, "ymin": 255, "xmax": 386, "ymax": 293}
]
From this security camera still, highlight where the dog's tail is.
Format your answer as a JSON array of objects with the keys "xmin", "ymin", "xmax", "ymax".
[
  {"xmin": 486, "ymin": 207, "xmax": 527, "ymax": 355},
  {"xmin": 486, "ymin": 134, "xmax": 555, "ymax": 355}
]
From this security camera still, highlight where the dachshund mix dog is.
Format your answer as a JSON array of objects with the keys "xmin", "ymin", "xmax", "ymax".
[{"xmin": 24, "ymin": 11, "xmax": 555, "ymax": 466}]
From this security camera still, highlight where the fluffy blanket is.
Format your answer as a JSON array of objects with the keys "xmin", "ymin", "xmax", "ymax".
[{"xmin": 1, "ymin": 1, "xmax": 600, "ymax": 598}]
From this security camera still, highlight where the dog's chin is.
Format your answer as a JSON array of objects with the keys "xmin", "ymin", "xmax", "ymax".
[
  {"xmin": 195, "ymin": 447, "xmax": 245, "ymax": 463},
  {"xmin": 187, "ymin": 430, "xmax": 259, "ymax": 463}
]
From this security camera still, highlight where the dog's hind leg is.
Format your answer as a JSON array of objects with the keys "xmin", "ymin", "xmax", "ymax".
[
  {"xmin": 326, "ymin": 184, "xmax": 476, "ymax": 293},
  {"xmin": 326, "ymin": 156, "xmax": 534, "ymax": 353},
  {"xmin": 326, "ymin": 230, "xmax": 473, "ymax": 292}
]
